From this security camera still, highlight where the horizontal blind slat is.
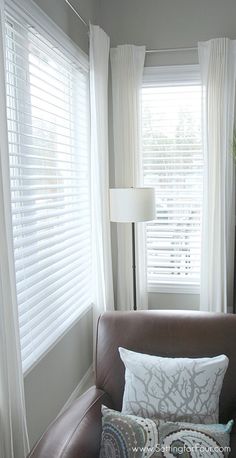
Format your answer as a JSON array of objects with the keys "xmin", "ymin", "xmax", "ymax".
[
  {"xmin": 20, "ymin": 283, "xmax": 91, "ymax": 342},
  {"xmin": 13, "ymin": 219, "xmax": 89, "ymax": 249},
  {"xmin": 13, "ymin": 214, "xmax": 89, "ymax": 237},
  {"xmin": 16, "ymin": 249, "xmax": 90, "ymax": 295},
  {"xmin": 19, "ymin": 267, "xmax": 91, "ymax": 321},
  {"xmin": 18, "ymin": 258, "xmax": 91, "ymax": 310},
  {"xmin": 15, "ymin": 237, "xmax": 90, "ymax": 281}
]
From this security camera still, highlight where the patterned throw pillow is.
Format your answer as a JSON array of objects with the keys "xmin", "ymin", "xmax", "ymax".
[
  {"xmin": 119, "ymin": 347, "xmax": 229, "ymax": 424},
  {"xmin": 100, "ymin": 406, "xmax": 233, "ymax": 458}
]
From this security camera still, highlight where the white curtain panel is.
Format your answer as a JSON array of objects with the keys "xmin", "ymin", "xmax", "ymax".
[
  {"xmin": 90, "ymin": 24, "xmax": 114, "ymax": 324},
  {"xmin": 198, "ymin": 38, "xmax": 236, "ymax": 313},
  {"xmin": 0, "ymin": 2, "xmax": 29, "ymax": 457},
  {"xmin": 110, "ymin": 45, "xmax": 146, "ymax": 310}
]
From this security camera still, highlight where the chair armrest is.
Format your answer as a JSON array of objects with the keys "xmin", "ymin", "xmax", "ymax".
[{"xmin": 28, "ymin": 386, "xmax": 112, "ymax": 458}]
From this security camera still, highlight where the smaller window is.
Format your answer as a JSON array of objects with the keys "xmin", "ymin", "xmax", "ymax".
[{"xmin": 142, "ymin": 66, "xmax": 203, "ymax": 293}]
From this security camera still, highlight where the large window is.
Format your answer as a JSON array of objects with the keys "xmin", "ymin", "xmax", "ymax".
[
  {"xmin": 142, "ymin": 66, "xmax": 203, "ymax": 293},
  {"xmin": 5, "ymin": 0, "xmax": 91, "ymax": 373}
]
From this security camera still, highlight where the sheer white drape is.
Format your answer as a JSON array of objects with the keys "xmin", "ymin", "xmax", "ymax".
[
  {"xmin": 198, "ymin": 38, "xmax": 236, "ymax": 313},
  {"xmin": 110, "ymin": 45, "xmax": 146, "ymax": 310},
  {"xmin": 0, "ymin": 3, "xmax": 29, "ymax": 457},
  {"xmin": 90, "ymin": 25, "xmax": 114, "ymax": 323}
]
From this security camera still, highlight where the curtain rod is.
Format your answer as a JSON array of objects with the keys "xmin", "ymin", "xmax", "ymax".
[
  {"xmin": 65, "ymin": 0, "xmax": 88, "ymax": 28},
  {"xmin": 146, "ymin": 47, "xmax": 197, "ymax": 53},
  {"xmin": 65, "ymin": 1, "xmax": 198, "ymax": 53}
]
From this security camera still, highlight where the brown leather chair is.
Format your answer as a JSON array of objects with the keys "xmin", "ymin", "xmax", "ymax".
[{"xmin": 28, "ymin": 310, "xmax": 236, "ymax": 457}]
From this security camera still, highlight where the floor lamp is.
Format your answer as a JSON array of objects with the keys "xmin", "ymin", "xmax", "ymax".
[{"xmin": 110, "ymin": 188, "xmax": 156, "ymax": 310}]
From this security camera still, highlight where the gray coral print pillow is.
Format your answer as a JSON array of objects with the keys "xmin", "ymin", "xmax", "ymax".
[
  {"xmin": 100, "ymin": 406, "xmax": 233, "ymax": 458},
  {"xmin": 119, "ymin": 347, "xmax": 229, "ymax": 424}
]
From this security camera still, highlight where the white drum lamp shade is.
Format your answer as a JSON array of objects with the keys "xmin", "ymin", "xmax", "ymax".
[{"xmin": 109, "ymin": 188, "xmax": 156, "ymax": 223}]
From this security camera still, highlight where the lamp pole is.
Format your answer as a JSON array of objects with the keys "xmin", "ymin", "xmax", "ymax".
[{"xmin": 132, "ymin": 222, "xmax": 137, "ymax": 310}]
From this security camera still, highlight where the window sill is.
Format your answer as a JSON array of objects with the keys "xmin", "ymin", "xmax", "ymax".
[{"xmin": 148, "ymin": 283, "xmax": 200, "ymax": 295}]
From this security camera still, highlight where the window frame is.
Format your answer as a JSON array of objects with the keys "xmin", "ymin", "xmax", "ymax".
[{"xmin": 142, "ymin": 64, "xmax": 203, "ymax": 295}]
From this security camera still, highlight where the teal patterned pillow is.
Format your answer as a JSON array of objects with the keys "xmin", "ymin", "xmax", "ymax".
[{"xmin": 100, "ymin": 406, "xmax": 233, "ymax": 458}]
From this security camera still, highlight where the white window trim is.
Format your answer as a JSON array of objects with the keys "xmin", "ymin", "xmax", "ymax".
[
  {"xmin": 5, "ymin": 0, "xmax": 88, "ymax": 70},
  {"xmin": 143, "ymin": 64, "xmax": 202, "ymax": 295}
]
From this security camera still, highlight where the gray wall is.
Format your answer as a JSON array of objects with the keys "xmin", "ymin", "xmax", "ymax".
[
  {"xmin": 34, "ymin": 0, "xmax": 98, "ymax": 53},
  {"xmin": 24, "ymin": 0, "xmax": 97, "ymax": 448},
  {"xmin": 100, "ymin": 0, "xmax": 236, "ymax": 310},
  {"xmin": 100, "ymin": 0, "xmax": 236, "ymax": 66}
]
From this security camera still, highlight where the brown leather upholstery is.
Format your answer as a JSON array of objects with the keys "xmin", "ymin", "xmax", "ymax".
[
  {"xmin": 29, "ymin": 311, "xmax": 236, "ymax": 457},
  {"xmin": 28, "ymin": 387, "xmax": 113, "ymax": 458}
]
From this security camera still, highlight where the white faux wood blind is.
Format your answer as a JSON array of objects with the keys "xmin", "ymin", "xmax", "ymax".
[
  {"xmin": 5, "ymin": 6, "xmax": 91, "ymax": 372},
  {"xmin": 142, "ymin": 67, "xmax": 203, "ymax": 290}
]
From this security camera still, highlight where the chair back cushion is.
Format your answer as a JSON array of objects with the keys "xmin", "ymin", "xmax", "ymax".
[{"xmin": 95, "ymin": 310, "xmax": 236, "ymax": 423}]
